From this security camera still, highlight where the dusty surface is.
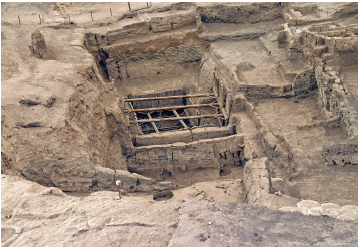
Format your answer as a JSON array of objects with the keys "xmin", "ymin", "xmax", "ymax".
[
  {"xmin": 211, "ymin": 38, "xmax": 289, "ymax": 86},
  {"xmin": 2, "ymin": 176, "xmax": 358, "ymax": 247},
  {"xmin": 2, "ymin": 2, "xmax": 358, "ymax": 246},
  {"xmin": 169, "ymin": 197, "xmax": 358, "ymax": 247}
]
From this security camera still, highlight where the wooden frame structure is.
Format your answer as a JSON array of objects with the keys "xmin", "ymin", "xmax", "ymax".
[{"xmin": 124, "ymin": 93, "xmax": 227, "ymax": 134}]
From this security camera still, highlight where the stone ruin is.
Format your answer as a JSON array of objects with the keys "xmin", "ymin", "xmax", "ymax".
[{"xmin": 1, "ymin": 2, "xmax": 358, "ymax": 246}]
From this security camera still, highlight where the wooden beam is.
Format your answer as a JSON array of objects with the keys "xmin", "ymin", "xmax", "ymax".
[
  {"xmin": 130, "ymin": 114, "xmax": 224, "ymax": 124},
  {"xmin": 126, "ymin": 103, "xmax": 219, "ymax": 113},
  {"xmin": 217, "ymin": 96, "xmax": 228, "ymax": 120},
  {"xmin": 172, "ymin": 110, "xmax": 188, "ymax": 129},
  {"xmin": 124, "ymin": 94, "xmax": 215, "ymax": 102},
  {"xmin": 128, "ymin": 102, "xmax": 143, "ymax": 135},
  {"xmin": 147, "ymin": 113, "xmax": 160, "ymax": 133}
]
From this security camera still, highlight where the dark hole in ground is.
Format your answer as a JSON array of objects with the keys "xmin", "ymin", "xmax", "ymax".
[
  {"xmin": 219, "ymin": 167, "xmax": 231, "ymax": 176},
  {"xmin": 153, "ymin": 190, "xmax": 174, "ymax": 201}
]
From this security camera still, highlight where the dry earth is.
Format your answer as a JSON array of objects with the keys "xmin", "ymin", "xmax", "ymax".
[{"xmin": 2, "ymin": 2, "xmax": 358, "ymax": 247}]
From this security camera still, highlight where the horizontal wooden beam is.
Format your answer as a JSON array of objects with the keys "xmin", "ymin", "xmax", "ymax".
[
  {"xmin": 126, "ymin": 103, "xmax": 219, "ymax": 113},
  {"xmin": 129, "ymin": 114, "xmax": 224, "ymax": 124},
  {"xmin": 125, "ymin": 94, "xmax": 215, "ymax": 102}
]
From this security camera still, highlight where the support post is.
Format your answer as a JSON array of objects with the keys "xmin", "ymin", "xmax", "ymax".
[
  {"xmin": 128, "ymin": 102, "xmax": 143, "ymax": 135},
  {"xmin": 147, "ymin": 113, "xmax": 160, "ymax": 133},
  {"xmin": 226, "ymin": 92, "xmax": 232, "ymax": 118},
  {"xmin": 173, "ymin": 110, "xmax": 188, "ymax": 129}
]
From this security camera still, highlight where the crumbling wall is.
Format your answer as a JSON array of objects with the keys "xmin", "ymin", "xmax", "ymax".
[
  {"xmin": 277, "ymin": 23, "xmax": 293, "ymax": 49},
  {"xmin": 315, "ymin": 59, "xmax": 358, "ymax": 166},
  {"xmin": 28, "ymin": 29, "xmax": 48, "ymax": 59},
  {"xmin": 322, "ymin": 138, "xmax": 358, "ymax": 167},
  {"xmin": 150, "ymin": 11, "xmax": 197, "ymax": 33},
  {"xmin": 292, "ymin": 68, "xmax": 317, "ymax": 93},
  {"xmin": 105, "ymin": 43, "xmax": 202, "ymax": 85},
  {"xmin": 20, "ymin": 160, "xmax": 155, "ymax": 193},
  {"xmin": 237, "ymin": 84, "xmax": 292, "ymax": 97},
  {"xmin": 197, "ymin": 3, "xmax": 284, "ymax": 24},
  {"xmin": 239, "ymin": 96, "xmax": 295, "ymax": 179},
  {"xmin": 243, "ymin": 157, "xmax": 271, "ymax": 204},
  {"xmin": 134, "ymin": 126, "xmax": 234, "ymax": 146},
  {"xmin": 85, "ymin": 10, "xmax": 197, "ymax": 52},
  {"xmin": 290, "ymin": 29, "xmax": 358, "ymax": 67},
  {"xmin": 314, "ymin": 59, "xmax": 358, "ymax": 137},
  {"xmin": 331, "ymin": 2, "xmax": 358, "ymax": 20},
  {"xmin": 127, "ymin": 134, "xmax": 244, "ymax": 175}
]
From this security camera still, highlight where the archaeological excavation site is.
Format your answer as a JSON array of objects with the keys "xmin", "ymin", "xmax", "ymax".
[{"xmin": 1, "ymin": 2, "xmax": 358, "ymax": 246}]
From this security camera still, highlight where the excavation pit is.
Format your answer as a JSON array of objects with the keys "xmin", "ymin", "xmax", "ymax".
[{"xmin": 125, "ymin": 89, "xmax": 225, "ymax": 137}]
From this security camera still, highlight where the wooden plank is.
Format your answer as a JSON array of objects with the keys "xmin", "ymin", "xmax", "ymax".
[
  {"xmin": 128, "ymin": 102, "xmax": 143, "ymax": 135},
  {"xmin": 173, "ymin": 110, "xmax": 188, "ymax": 129},
  {"xmin": 147, "ymin": 113, "xmax": 159, "ymax": 133},
  {"xmin": 130, "ymin": 114, "xmax": 224, "ymax": 124},
  {"xmin": 126, "ymin": 103, "xmax": 219, "ymax": 113},
  {"xmin": 125, "ymin": 94, "xmax": 215, "ymax": 102}
]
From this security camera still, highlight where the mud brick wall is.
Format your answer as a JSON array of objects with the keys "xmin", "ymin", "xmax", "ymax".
[
  {"xmin": 243, "ymin": 157, "xmax": 271, "ymax": 204},
  {"xmin": 322, "ymin": 139, "xmax": 358, "ymax": 166},
  {"xmin": 134, "ymin": 126, "xmax": 234, "ymax": 146},
  {"xmin": 292, "ymin": 69, "xmax": 317, "ymax": 92},
  {"xmin": 240, "ymin": 96, "xmax": 295, "ymax": 180},
  {"xmin": 197, "ymin": 3, "xmax": 284, "ymax": 24},
  {"xmin": 150, "ymin": 11, "xmax": 196, "ymax": 33},
  {"xmin": 236, "ymin": 84, "xmax": 292, "ymax": 97},
  {"xmin": 85, "ymin": 10, "xmax": 197, "ymax": 51},
  {"xmin": 105, "ymin": 44, "xmax": 202, "ymax": 84},
  {"xmin": 315, "ymin": 59, "xmax": 358, "ymax": 138},
  {"xmin": 299, "ymin": 30, "xmax": 358, "ymax": 66},
  {"xmin": 127, "ymin": 134, "xmax": 244, "ymax": 174}
]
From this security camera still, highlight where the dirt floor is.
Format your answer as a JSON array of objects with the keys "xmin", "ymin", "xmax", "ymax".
[{"xmin": 211, "ymin": 38, "xmax": 289, "ymax": 86}]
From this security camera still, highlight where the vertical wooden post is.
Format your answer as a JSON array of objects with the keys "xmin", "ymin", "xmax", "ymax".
[
  {"xmin": 220, "ymin": 84, "xmax": 224, "ymax": 107},
  {"xmin": 39, "ymin": 14, "xmax": 41, "ymax": 24},
  {"xmin": 110, "ymin": 8, "xmax": 112, "ymax": 16},
  {"xmin": 18, "ymin": 15, "xmax": 20, "ymax": 25},
  {"xmin": 128, "ymin": 2, "xmax": 131, "ymax": 11},
  {"xmin": 91, "ymin": 12, "xmax": 93, "ymax": 21},
  {"xmin": 226, "ymin": 93, "xmax": 231, "ymax": 118}
]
